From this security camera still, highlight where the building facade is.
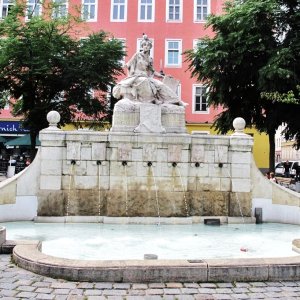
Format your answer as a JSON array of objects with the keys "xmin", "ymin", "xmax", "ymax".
[{"xmin": 0, "ymin": 0, "xmax": 270, "ymax": 168}]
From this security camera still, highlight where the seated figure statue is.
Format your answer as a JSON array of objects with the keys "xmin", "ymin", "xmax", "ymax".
[{"xmin": 113, "ymin": 34, "xmax": 186, "ymax": 106}]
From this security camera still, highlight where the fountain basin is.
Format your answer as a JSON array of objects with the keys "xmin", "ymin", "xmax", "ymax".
[
  {"xmin": 12, "ymin": 241, "xmax": 300, "ymax": 282},
  {"xmin": 3, "ymin": 220, "xmax": 300, "ymax": 282}
]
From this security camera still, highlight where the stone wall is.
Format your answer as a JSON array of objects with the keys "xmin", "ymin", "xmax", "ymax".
[{"xmin": 37, "ymin": 127, "xmax": 254, "ymax": 217}]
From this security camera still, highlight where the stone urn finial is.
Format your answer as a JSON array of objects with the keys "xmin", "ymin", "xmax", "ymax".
[
  {"xmin": 46, "ymin": 111, "xmax": 61, "ymax": 130},
  {"xmin": 232, "ymin": 117, "xmax": 246, "ymax": 135}
]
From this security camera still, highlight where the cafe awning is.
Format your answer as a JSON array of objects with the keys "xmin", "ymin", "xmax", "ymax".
[
  {"xmin": 5, "ymin": 134, "xmax": 41, "ymax": 147},
  {"xmin": 0, "ymin": 136, "xmax": 7, "ymax": 143}
]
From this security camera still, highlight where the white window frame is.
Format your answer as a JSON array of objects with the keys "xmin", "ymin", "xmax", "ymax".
[
  {"xmin": 165, "ymin": 39, "xmax": 182, "ymax": 67},
  {"xmin": 193, "ymin": 0, "xmax": 210, "ymax": 23},
  {"xmin": 110, "ymin": 0, "xmax": 127, "ymax": 22},
  {"xmin": 136, "ymin": 37, "xmax": 154, "ymax": 60},
  {"xmin": 138, "ymin": 0, "xmax": 155, "ymax": 22},
  {"xmin": 82, "ymin": 0, "xmax": 97, "ymax": 22},
  {"xmin": 26, "ymin": 0, "xmax": 42, "ymax": 21},
  {"xmin": 1, "ymin": 0, "xmax": 14, "ymax": 19},
  {"xmin": 192, "ymin": 84, "xmax": 209, "ymax": 114},
  {"xmin": 52, "ymin": 0, "xmax": 68, "ymax": 18},
  {"xmin": 166, "ymin": 0, "xmax": 182, "ymax": 22}
]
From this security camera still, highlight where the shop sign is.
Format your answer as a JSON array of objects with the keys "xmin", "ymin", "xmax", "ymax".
[{"xmin": 0, "ymin": 121, "xmax": 29, "ymax": 134}]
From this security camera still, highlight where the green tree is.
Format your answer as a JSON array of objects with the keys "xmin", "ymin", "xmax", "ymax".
[
  {"xmin": 186, "ymin": 0, "xmax": 300, "ymax": 171},
  {"xmin": 0, "ymin": 5, "xmax": 125, "ymax": 158}
]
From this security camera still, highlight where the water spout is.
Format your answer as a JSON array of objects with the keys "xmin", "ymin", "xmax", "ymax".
[
  {"xmin": 66, "ymin": 163, "xmax": 75, "ymax": 221},
  {"xmin": 98, "ymin": 162, "xmax": 102, "ymax": 220},
  {"xmin": 123, "ymin": 163, "xmax": 128, "ymax": 216},
  {"xmin": 195, "ymin": 162, "xmax": 200, "ymax": 168},
  {"xmin": 173, "ymin": 164, "xmax": 189, "ymax": 217},
  {"xmin": 149, "ymin": 163, "xmax": 160, "ymax": 224}
]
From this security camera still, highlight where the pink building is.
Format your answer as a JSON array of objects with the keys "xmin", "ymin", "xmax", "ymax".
[
  {"xmin": 79, "ymin": 0, "xmax": 225, "ymax": 124},
  {"xmin": 0, "ymin": 0, "xmax": 225, "ymax": 140}
]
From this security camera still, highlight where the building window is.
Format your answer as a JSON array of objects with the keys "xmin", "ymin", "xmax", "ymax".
[
  {"xmin": 111, "ymin": 0, "xmax": 127, "ymax": 21},
  {"xmin": 82, "ymin": 0, "xmax": 96, "ymax": 21},
  {"xmin": 137, "ymin": 37, "xmax": 154, "ymax": 59},
  {"xmin": 26, "ymin": 0, "xmax": 42, "ymax": 20},
  {"xmin": 193, "ymin": 85, "xmax": 208, "ymax": 113},
  {"xmin": 165, "ymin": 39, "xmax": 182, "ymax": 67},
  {"xmin": 52, "ymin": 0, "xmax": 67, "ymax": 18},
  {"xmin": 138, "ymin": 0, "xmax": 154, "ymax": 22},
  {"xmin": 1, "ymin": 0, "xmax": 14, "ymax": 19},
  {"xmin": 166, "ymin": 0, "xmax": 182, "ymax": 22},
  {"xmin": 194, "ymin": 0, "xmax": 210, "ymax": 22}
]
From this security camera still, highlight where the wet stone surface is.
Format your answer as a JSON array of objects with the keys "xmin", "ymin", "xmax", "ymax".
[{"xmin": 1, "ymin": 254, "xmax": 300, "ymax": 299}]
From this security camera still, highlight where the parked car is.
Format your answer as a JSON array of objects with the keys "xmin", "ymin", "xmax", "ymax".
[{"xmin": 275, "ymin": 161, "xmax": 300, "ymax": 177}]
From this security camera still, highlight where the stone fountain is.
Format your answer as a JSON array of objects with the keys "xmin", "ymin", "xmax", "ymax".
[{"xmin": 36, "ymin": 35, "xmax": 253, "ymax": 219}]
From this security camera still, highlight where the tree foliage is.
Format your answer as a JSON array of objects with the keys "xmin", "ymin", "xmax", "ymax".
[
  {"xmin": 0, "ymin": 4, "xmax": 125, "ymax": 157},
  {"xmin": 186, "ymin": 0, "xmax": 300, "ymax": 170}
]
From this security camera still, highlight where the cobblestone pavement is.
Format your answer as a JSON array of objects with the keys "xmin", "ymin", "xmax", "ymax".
[{"xmin": 1, "ymin": 255, "xmax": 300, "ymax": 299}]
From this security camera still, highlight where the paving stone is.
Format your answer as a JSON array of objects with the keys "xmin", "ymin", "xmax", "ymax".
[
  {"xmin": 174, "ymin": 295, "xmax": 194, "ymax": 300},
  {"xmin": 148, "ymin": 283, "xmax": 165, "ymax": 288},
  {"xmin": 231, "ymin": 288, "xmax": 249, "ymax": 293},
  {"xmin": 35, "ymin": 293, "xmax": 55, "ymax": 299},
  {"xmin": 249, "ymin": 287, "xmax": 267, "ymax": 293},
  {"xmin": 102, "ymin": 289, "xmax": 127, "ymax": 296},
  {"xmin": 0, "ymin": 289, "xmax": 18, "ymax": 297},
  {"xmin": 16, "ymin": 291, "xmax": 38, "ymax": 298},
  {"xmin": 183, "ymin": 283, "xmax": 200, "ymax": 288},
  {"xmin": 234, "ymin": 283, "xmax": 251, "ymax": 288},
  {"xmin": 199, "ymin": 288, "xmax": 218, "ymax": 294},
  {"xmin": 0, "ymin": 283, "xmax": 17, "ymax": 290},
  {"xmin": 217, "ymin": 283, "xmax": 235, "ymax": 288},
  {"xmin": 52, "ymin": 288, "xmax": 71, "ymax": 295},
  {"xmin": 231, "ymin": 294, "xmax": 249, "ymax": 299},
  {"xmin": 247, "ymin": 293, "xmax": 266, "ymax": 299},
  {"xmin": 250, "ymin": 282, "xmax": 268, "ymax": 287},
  {"xmin": 86, "ymin": 297, "xmax": 106, "ymax": 300},
  {"xmin": 212, "ymin": 294, "xmax": 232, "ymax": 299},
  {"xmin": 181, "ymin": 288, "xmax": 199, "ymax": 294},
  {"xmin": 166, "ymin": 282, "xmax": 183, "ymax": 288},
  {"xmin": 164, "ymin": 288, "xmax": 181, "ymax": 294},
  {"xmin": 106, "ymin": 297, "xmax": 125, "ymax": 300},
  {"xmin": 146, "ymin": 289, "xmax": 164, "ymax": 295},
  {"xmin": 143, "ymin": 297, "xmax": 162, "ymax": 300},
  {"xmin": 69, "ymin": 288, "xmax": 84, "ymax": 295},
  {"xmin": 53, "ymin": 296, "xmax": 68, "ymax": 300},
  {"xmin": 66, "ymin": 296, "xmax": 85, "ymax": 300},
  {"xmin": 265, "ymin": 282, "xmax": 284, "ymax": 287},
  {"xmin": 35, "ymin": 287, "xmax": 54, "ymax": 293},
  {"xmin": 200, "ymin": 283, "xmax": 218, "ymax": 288},
  {"xmin": 1, "ymin": 297, "xmax": 22, "ymax": 300},
  {"xmin": 132, "ymin": 283, "xmax": 148, "ymax": 289},
  {"xmin": 215, "ymin": 288, "xmax": 233, "ymax": 294},
  {"xmin": 127, "ymin": 297, "xmax": 149, "ymax": 300},
  {"xmin": 94, "ymin": 282, "xmax": 113, "ymax": 289},
  {"xmin": 77, "ymin": 282, "xmax": 94, "ymax": 289},
  {"xmin": 281, "ymin": 281, "xmax": 300, "ymax": 287},
  {"xmin": 32, "ymin": 282, "xmax": 52, "ymax": 288},
  {"xmin": 128, "ymin": 289, "xmax": 146, "ymax": 296},
  {"xmin": 16, "ymin": 285, "xmax": 36, "ymax": 292},
  {"xmin": 194, "ymin": 295, "xmax": 216, "ymax": 300},
  {"xmin": 84, "ymin": 289, "xmax": 103, "ymax": 296},
  {"xmin": 51, "ymin": 282, "xmax": 77, "ymax": 289},
  {"xmin": 264, "ymin": 287, "xmax": 283, "ymax": 292},
  {"xmin": 113, "ymin": 283, "xmax": 131, "ymax": 289}
]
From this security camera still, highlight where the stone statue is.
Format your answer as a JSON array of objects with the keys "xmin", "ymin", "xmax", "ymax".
[{"xmin": 112, "ymin": 34, "xmax": 186, "ymax": 107}]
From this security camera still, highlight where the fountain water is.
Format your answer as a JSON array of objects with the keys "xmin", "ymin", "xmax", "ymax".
[
  {"xmin": 148, "ymin": 162, "xmax": 160, "ymax": 224},
  {"xmin": 97, "ymin": 161, "xmax": 102, "ymax": 219},
  {"xmin": 66, "ymin": 160, "xmax": 76, "ymax": 220}
]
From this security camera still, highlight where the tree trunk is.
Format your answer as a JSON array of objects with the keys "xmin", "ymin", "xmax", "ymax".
[
  {"xmin": 268, "ymin": 132, "xmax": 275, "ymax": 172},
  {"xmin": 29, "ymin": 131, "xmax": 37, "ymax": 162}
]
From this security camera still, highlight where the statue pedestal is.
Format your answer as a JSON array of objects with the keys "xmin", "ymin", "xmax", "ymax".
[
  {"xmin": 111, "ymin": 99, "xmax": 186, "ymax": 133},
  {"xmin": 134, "ymin": 104, "xmax": 166, "ymax": 133}
]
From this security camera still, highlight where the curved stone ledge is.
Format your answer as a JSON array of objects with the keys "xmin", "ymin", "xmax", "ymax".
[{"xmin": 12, "ymin": 241, "xmax": 300, "ymax": 282}]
